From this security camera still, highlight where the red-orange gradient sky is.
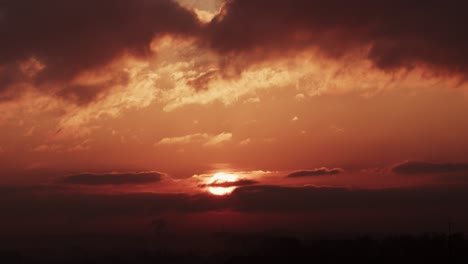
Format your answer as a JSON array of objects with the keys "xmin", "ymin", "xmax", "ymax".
[{"xmin": 1, "ymin": 0, "xmax": 468, "ymax": 235}]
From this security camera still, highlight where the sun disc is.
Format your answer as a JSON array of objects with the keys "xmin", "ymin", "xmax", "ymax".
[{"xmin": 207, "ymin": 172, "xmax": 238, "ymax": 195}]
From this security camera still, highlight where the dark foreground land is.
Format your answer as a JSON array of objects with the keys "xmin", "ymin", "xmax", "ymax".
[{"xmin": 1, "ymin": 232, "xmax": 467, "ymax": 263}]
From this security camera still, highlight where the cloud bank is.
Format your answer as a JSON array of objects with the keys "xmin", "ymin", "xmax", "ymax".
[
  {"xmin": 61, "ymin": 172, "xmax": 163, "ymax": 185},
  {"xmin": 392, "ymin": 161, "xmax": 468, "ymax": 175},
  {"xmin": 2, "ymin": 184, "xmax": 468, "ymax": 218}
]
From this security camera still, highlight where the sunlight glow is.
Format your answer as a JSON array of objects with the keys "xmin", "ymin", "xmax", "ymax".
[{"xmin": 208, "ymin": 172, "xmax": 238, "ymax": 196}]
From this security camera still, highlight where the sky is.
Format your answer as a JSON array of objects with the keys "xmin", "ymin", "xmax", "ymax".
[{"xmin": 1, "ymin": 0, "xmax": 468, "ymax": 236}]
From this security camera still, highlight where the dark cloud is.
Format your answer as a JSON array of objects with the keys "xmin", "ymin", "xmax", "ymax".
[
  {"xmin": 392, "ymin": 161, "xmax": 468, "ymax": 175},
  {"xmin": 198, "ymin": 179, "xmax": 258, "ymax": 188},
  {"xmin": 287, "ymin": 168, "xmax": 343, "ymax": 178},
  {"xmin": 2, "ymin": 184, "xmax": 468, "ymax": 219},
  {"xmin": 436, "ymin": 174, "xmax": 468, "ymax": 185},
  {"xmin": 0, "ymin": 184, "xmax": 66, "ymax": 194},
  {"xmin": 228, "ymin": 185, "xmax": 468, "ymax": 213},
  {"xmin": 0, "ymin": 188, "xmax": 221, "ymax": 219},
  {"xmin": 3, "ymin": 0, "xmax": 466, "ymax": 105},
  {"xmin": 61, "ymin": 172, "xmax": 163, "ymax": 185},
  {"xmin": 0, "ymin": 0, "xmax": 200, "ymax": 102},
  {"xmin": 205, "ymin": 0, "xmax": 468, "ymax": 75},
  {"xmin": 2, "ymin": 185, "xmax": 468, "ymax": 254}
]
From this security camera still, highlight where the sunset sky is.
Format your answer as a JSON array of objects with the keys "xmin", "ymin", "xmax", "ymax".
[{"xmin": 1, "ymin": 0, "xmax": 468, "ymax": 236}]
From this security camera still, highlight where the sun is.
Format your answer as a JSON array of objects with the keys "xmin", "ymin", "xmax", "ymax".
[{"xmin": 208, "ymin": 172, "xmax": 238, "ymax": 196}]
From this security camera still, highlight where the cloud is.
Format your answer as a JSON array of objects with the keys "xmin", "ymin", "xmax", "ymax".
[
  {"xmin": 157, "ymin": 132, "xmax": 232, "ymax": 146},
  {"xmin": 392, "ymin": 161, "xmax": 468, "ymax": 175},
  {"xmin": 61, "ymin": 172, "xmax": 163, "ymax": 185},
  {"xmin": 3, "ymin": 184, "xmax": 468, "ymax": 218},
  {"xmin": 239, "ymin": 138, "xmax": 251, "ymax": 146},
  {"xmin": 0, "ymin": 0, "xmax": 200, "ymax": 102},
  {"xmin": 287, "ymin": 167, "xmax": 343, "ymax": 178},
  {"xmin": 2, "ymin": 0, "xmax": 467, "ymax": 125},
  {"xmin": 32, "ymin": 144, "xmax": 62, "ymax": 153},
  {"xmin": 205, "ymin": 0, "xmax": 468, "ymax": 76},
  {"xmin": 295, "ymin": 93, "xmax": 305, "ymax": 100},
  {"xmin": 198, "ymin": 179, "xmax": 258, "ymax": 188},
  {"xmin": 204, "ymin": 132, "xmax": 232, "ymax": 146},
  {"xmin": 160, "ymin": 64, "xmax": 301, "ymax": 112},
  {"xmin": 157, "ymin": 133, "xmax": 208, "ymax": 145},
  {"xmin": 227, "ymin": 185, "xmax": 468, "ymax": 213},
  {"xmin": 0, "ymin": 187, "xmax": 221, "ymax": 219},
  {"xmin": 3, "ymin": 184, "xmax": 468, "ymax": 237}
]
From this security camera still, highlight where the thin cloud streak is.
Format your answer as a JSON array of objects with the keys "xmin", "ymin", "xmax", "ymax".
[
  {"xmin": 287, "ymin": 168, "xmax": 344, "ymax": 178},
  {"xmin": 157, "ymin": 132, "xmax": 232, "ymax": 146}
]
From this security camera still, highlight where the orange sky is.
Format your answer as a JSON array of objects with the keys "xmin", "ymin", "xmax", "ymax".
[{"xmin": 1, "ymin": 6, "xmax": 468, "ymax": 185}]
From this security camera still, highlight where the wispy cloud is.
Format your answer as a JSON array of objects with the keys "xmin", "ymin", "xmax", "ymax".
[
  {"xmin": 157, "ymin": 132, "xmax": 232, "ymax": 147},
  {"xmin": 204, "ymin": 132, "xmax": 232, "ymax": 146},
  {"xmin": 198, "ymin": 179, "xmax": 258, "ymax": 188}
]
